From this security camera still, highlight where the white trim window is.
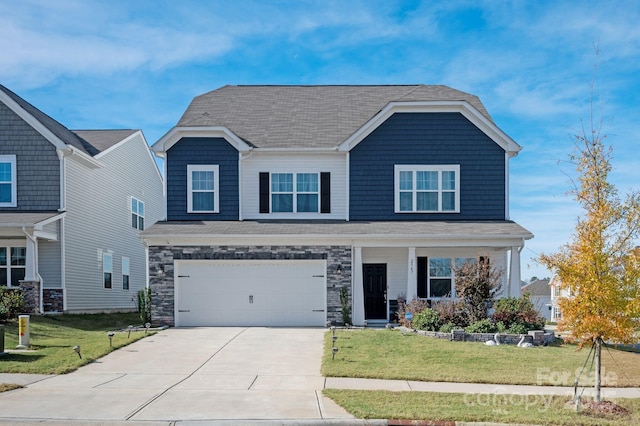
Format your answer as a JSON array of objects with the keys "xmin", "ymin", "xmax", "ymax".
[
  {"xmin": 417, "ymin": 257, "xmax": 476, "ymax": 299},
  {"xmin": 271, "ymin": 172, "xmax": 319, "ymax": 213},
  {"xmin": 395, "ymin": 165, "xmax": 460, "ymax": 213},
  {"xmin": 122, "ymin": 257, "xmax": 130, "ymax": 290},
  {"xmin": 187, "ymin": 165, "xmax": 219, "ymax": 213},
  {"xmin": 103, "ymin": 253, "xmax": 113, "ymax": 289},
  {"xmin": 0, "ymin": 155, "xmax": 17, "ymax": 207},
  {"xmin": 131, "ymin": 197, "xmax": 144, "ymax": 230},
  {"xmin": 0, "ymin": 246, "xmax": 26, "ymax": 287}
]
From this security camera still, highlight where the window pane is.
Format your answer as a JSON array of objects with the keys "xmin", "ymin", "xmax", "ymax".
[
  {"xmin": 399, "ymin": 192, "xmax": 412, "ymax": 211},
  {"xmin": 429, "ymin": 258, "xmax": 451, "ymax": 277},
  {"xmin": 442, "ymin": 171, "xmax": 456, "ymax": 190},
  {"xmin": 417, "ymin": 171, "xmax": 438, "ymax": 190},
  {"xmin": 138, "ymin": 202, "xmax": 144, "ymax": 216},
  {"xmin": 271, "ymin": 173, "xmax": 293, "ymax": 192},
  {"xmin": 455, "ymin": 258, "xmax": 476, "ymax": 268},
  {"xmin": 399, "ymin": 171, "xmax": 413, "ymax": 190},
  {"xmin": 104, "ymin": 272, "xmax": 112, "ymax": 289},
  {"xmin": 191, "ymin": 171, "xmax": 214, "ymax": 190},
  {"xmin": 442, "ymin": 192, "xmax": 455, "ymax": 211},
  {"xmin": 122, "ymin": 257, "xmax": 130, "ymax": 274},
  {"xmin": 131, "ymin": 198, "xmax": 138, "ymax": 214},
  {"xmin": 132, "ymin": 213, "xmax": 138, "ymax": 228},
  {"xmin": 0, "ymin": 184, "xmax": 11, "ymax": 203},
  {"xmin": 0, "ymin": 269, "xmax": 6, "ymax": 286},
  {"xmin": 138, "ymin": 217, "xmax": 144, "ymax": 231},
  {"xmin": 122, "ymin": 275, "xmax": 129, "ymax": 290},
  {"xmin": 272, "ymin": 194, "xmax": 293, "ymax": 212},
  {"xmin": 0, "ymin": 248, "xmax": 6, "ymax": 266},
  {"xmin": 417, "ymin": 192, "xmax": 438, "ymax": 211},
  {"xmin": 11, "ymin": 268, "xmax": 25, "ymax": 287},
  {"xmin": 296, "ymin": 173, "xmax": 318, "ymax": 192},
  {"xmin": 297, "ymin": 194, "xmax": 318, "ymax": 212},
  {"xmin": 430, "ymin": 278, "xmax": 452, "ymax": 297},
  {"xmin": 0, "ymin": 163, "xmax": 11, "ymax": 182},
  {"xmin": 11, "ymin": 247, "xmax": 26, "ymax": 266},
  {"xmin": 193, "ymin": 192, "xmax": 215, "ymax": 211}
]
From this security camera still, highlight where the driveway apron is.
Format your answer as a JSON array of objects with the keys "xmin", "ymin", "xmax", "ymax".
[{"xmin": 0, "ymin": 327, "xmax": 351, "ymax": 422}]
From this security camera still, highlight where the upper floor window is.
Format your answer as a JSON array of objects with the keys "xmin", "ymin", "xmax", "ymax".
[
  {"xmin": 271, "ymin": 173, "xmax": 319, "ymax": 213},
  {"xmin": 103, "ymin": 253, "xmax": 113, "ymax": 289},
  {"xmin": 0, "ymin": 155, "xmax": 17, "ymax": 207},
  {"xmin": 187, "ymin": 165, "xmax": 219, "ymax": 213},
  {"xmin": 395, "ymin": 165, "xmax": 460, "ymax": 213},
  {"xmin": 131, "ymin": 198, "xmax": 144, "ymax": 230}
]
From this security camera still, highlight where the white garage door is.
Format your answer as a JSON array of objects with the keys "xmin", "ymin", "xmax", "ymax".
[{"xmin": 175, "ymin": 260, "xmax": 327, "ymax": 327}]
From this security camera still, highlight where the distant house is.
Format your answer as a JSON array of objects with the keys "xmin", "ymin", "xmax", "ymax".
[
  {"xmin": 142, "ymin": 84, "xmax": 534, "ymax": 327},
  {"xmin": 0, "ymin": 85, "xmax": 164, "ymax": 312},
  {"xmin": 521, "ymin": 278, "xmax": 551, "ymax": 321}
]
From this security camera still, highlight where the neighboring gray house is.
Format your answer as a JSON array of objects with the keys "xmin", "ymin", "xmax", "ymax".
[
  {"xmin": 521, "ymin": 278, "xmax": 551, "ymax": 322},
  {"xmin": 0, "ymin": 85, "xmax": 164, "ymax": 312},
  {"xmin": 142, "ymin": 85, "xmax": 533, "ymax": 327}
]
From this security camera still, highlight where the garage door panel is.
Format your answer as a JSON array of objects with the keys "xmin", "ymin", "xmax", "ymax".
[{"xmin": 176, "ymin": 260, "xmax": 326, "ymax": 327}]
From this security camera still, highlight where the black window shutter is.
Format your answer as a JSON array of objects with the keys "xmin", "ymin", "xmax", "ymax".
[
  {"xmin": 320, "ymin": 172, "xmax": 331, "ymax": 213},
  {"xmin": 417, "ymin": 257, "xmax": 428, "ymax": 298},
  {"xmin": 259, "ymin": 173, "xmax": 269, "ymax": 213}
]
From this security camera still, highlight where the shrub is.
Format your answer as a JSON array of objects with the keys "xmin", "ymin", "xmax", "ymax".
[
  {"xmin": 397, "ymin": 297, "xmax": 430, "ymax": 327},
  {"xmin": 438, "ymin": 322, "xmax": 458, "ymax": 333},
  {"xmin": 0, "ymin": 287, "xmax": 24, "ymax": 322},
  {"xmin": 137, "ymin": 288, "xmax": 151, "ymax": 324},
  {"xmin": 412, "ymin": 308, "xmax": 439, "ymax": 331},
  {"xmin": 465, "ymin": 318, "xmax": 497, "ymax": 333},
  {"xmin": 454, "ymin": 258, "xmax": 503, "ymax": 323},
  {"xmin": 431, "ymin": 300, "xmax": 469, "ymax": 329},
  {"xmin": 507, "ymin": 323, "xmax": 530, "ymax": 335},
  {"xmin": 491, "ymin": 293, "xmax": 546, "ymax": 333},
  {"xmin": 339, "ymin": 287, "xmax": 351, "ymax": 325}
]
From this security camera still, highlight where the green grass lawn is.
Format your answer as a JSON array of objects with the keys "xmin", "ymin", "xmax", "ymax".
[
  {"xmin": 1, "ymin": 312, "xmax": 153, "ymax": 375},
  {"xmin": 321, "ymin": 329, "xmax": 640, "ymax": 387},
  {"xmin": 324, "ymin": 390, "xmax": 640, "ymax": 425},
  {"xmin": 322, "ymin": 329, "xmax": 640, "ymax": 424}
]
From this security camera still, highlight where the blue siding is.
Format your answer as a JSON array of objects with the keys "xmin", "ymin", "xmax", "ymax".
[
  {"xmin": 349, "ymin": 112, "xmax": 505, "ymax": 221},
  {"xmin": 166, "ymin": 137, "xmax": 239, "ymax": 220},
  {"xmin": 0, "ymin": 102, "xmax": 61, "ymax": 211}
]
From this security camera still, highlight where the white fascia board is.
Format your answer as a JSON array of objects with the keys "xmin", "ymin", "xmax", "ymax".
[
  {"xmin": 0, "ymin": 90, "xmax": 68, "ymax": 151},
  {"xmin": 143, "ymin": 233, "xmax": 531, "ymax": 248},
  {"xmin": 34, "ymin": 212, "xmax": 66, "ymax": 229},
  {"xmin": 152, "ymin": 126, "xmax": 253, "ymax": 157},
  {"xmin": 338, "ymin": 101, "xmax": 522, "ymax": 157},
  {"xmin": 64, "ymin": 146, "xmax": 103, "ymax": 169}
]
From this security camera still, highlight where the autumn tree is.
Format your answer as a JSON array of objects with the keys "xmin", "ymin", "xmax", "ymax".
[{"xmin": 539, "ymin": 56, "xmax": 640, "ymax": 402}]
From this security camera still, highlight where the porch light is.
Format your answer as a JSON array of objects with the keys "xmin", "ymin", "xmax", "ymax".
[{"xmin": 336, "ymin": 264, "xmax": 343, "ymax": 275}]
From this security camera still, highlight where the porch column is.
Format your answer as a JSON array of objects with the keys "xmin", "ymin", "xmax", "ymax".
[
  {"xmin": 407, "ymin": 247, "xmax": 417, "ymax": 300},
  {"xmin": 24, "ymin": 233, "xmax": 38, "ymax": 282},
  {"xmin": 508, "ymin": 246, "xmax": 522, "ymax": 298},
  {"xmin": 352, "ymin": 246, "xmax": 365, "ymax": 326}
]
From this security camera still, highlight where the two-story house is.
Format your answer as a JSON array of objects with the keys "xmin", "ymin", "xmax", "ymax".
[
  {"xmin": 0, "ymin": 84, "xmax": 164, "ymax": 313},
  {"xmin": 142, "ymin": 85, "xmax": 533, "ymax": 327}
]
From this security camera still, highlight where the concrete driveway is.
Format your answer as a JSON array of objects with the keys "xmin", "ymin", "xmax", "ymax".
[{"xmin": 0, "ymin": 327, "xmax": 352, "ymax": 423}]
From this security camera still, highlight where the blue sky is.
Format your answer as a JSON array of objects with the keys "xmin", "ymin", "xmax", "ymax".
[{"xmin": 1, "ymin": 0, "xmax": 639, "ymax": 281}]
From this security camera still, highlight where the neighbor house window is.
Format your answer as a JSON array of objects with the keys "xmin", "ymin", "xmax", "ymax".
[
  {"xmin": 417, "ymin": 257, "xmax": 477, "ymax": 299},
  {"xmin": 271, "ymin": 173, "xmax": 319, "ymax": 213},
  {"xmin": 103, "ymin": 253, "xmax": 113, "ymax": 289},
  {"xmin": 122, "ymin": 257, "xmax": 130, "ymax": 290},
  {"xmin": 187, "ymin": 165, "xmax": 219, "ymax": 213},
  {"xmin": 0, "ymin": 246, "xmax": 26, "ymax": 287},
  {"xmin": 395, "ymin": 165, "xmax": 459, "ymax": 213},
  {"xmin": 131, "ymin": 198, "xmax": 144, "ymax": 230},
  {"xmin": 0, "ymin": 155, "xmax": 17, "ymax": 207}
]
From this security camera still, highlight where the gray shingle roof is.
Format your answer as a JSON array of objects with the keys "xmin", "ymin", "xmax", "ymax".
[
  {"xmin": 141, "ymin": 220, "xmax": 533, "ymax": 240},
  {"xmin": 177, "ymin": 85, "xmax": 493, "ymax": 149},
  {"xmin": 0, "ymin": 212, "xmax": 63, "ymax": 227},
  {"xmin": 72, "ymin": 130, "xmax": 138, "ymax": 153},
  {"xmin": 521, "ymin": 279, "xmax": 551, "ymax": 296}
]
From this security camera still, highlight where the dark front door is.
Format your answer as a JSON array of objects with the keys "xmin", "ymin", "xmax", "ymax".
[{"xmin": 363, "ymin": 264, "xmax": 387, "ymax": 320}]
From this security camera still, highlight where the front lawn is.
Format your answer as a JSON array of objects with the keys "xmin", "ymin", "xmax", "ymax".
[
  {"xmin": 324, "ymin": 390, "xmax": 640, "ymax": 425},
  {"xmin": 1, "ymin": 312, "xmax": 153, "ymax": 375},
  {"xmin": 321, "ymin": 329, "xmax": 640, "ymax": 387}
]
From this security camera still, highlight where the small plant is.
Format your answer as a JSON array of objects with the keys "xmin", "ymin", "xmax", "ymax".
[
  {"xmin": 137, "ymin": 287, "xmax": 152, "ymax": 324},
  {"xmin": 438, "ymin": 322, "xmax": 457, "ymax": 333},
  {"xmin": 465, "ymin": 318, "xmax": 497, "ymax": 333},
  {"xmin": 397, "ymin": 297, "xmax": 430, "ymax": 327},
  {"xmin": 0, "ymin": 287, "xmax": 24, "ymax": 322},
  {"xmin": 339, "ymin": 287, "xmax": 351, "ymax": 325},
  {"xmin": 412, "ymin": 308, "xmax": 440, "ymax": 331},
  {"xmin": 491, "ymin": 293, "xmax": 545, "ymax": 333},
  {"xmin": 431, "ymin": 300, "xmax": 469, "ymax": 329}
]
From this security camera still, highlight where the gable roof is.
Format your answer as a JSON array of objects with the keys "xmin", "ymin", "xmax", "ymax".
[
  {"xmin": 154, "ymin": 85, "xmax": 521, "ymax": 156},
  {"xmin": 73, "ymin": 129, "xmax": 138, "ymax": 153},
  {"xmin": 521, "ymin": 279, "xmax": 551, "ymax": 297}
]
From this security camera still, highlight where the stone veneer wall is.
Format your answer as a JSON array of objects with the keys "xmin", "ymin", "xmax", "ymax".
[
  {"xmin": 43, "ymin": 289, "xmax": 64, "ymax": 312},
  {"xmin": 148, "ymin": 245, "xmax": 352, "ymax": 327}
]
